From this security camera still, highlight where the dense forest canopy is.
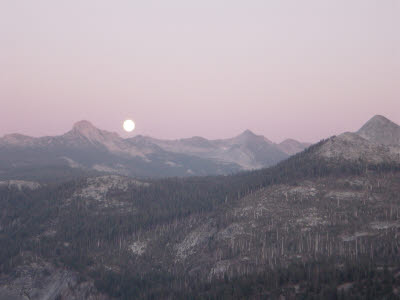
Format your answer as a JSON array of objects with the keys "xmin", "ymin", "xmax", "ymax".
[{"xmin": 1, "ymin": 138, "xmax": 400, "ymax": 299}]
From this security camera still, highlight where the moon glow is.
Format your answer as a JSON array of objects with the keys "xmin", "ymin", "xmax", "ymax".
[{"xmin": 123, "ymin": 119, "xmax": 135, "ymax": 132}]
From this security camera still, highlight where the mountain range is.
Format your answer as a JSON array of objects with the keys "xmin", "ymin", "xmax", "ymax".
[
  {"xmin": 0, "ymin": 121, "xmax": 310, "ymax": 181},
  {"xmin": 1, "ymin": 115, "xmax": 400, "ymax": 299}
]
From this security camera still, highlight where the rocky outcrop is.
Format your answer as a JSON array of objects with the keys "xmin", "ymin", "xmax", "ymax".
[
  {"xmin": 357, "ymin": 115, "xmax": 400, "ymax": 146},
  {"xmin": 278, "ymin": 138, "xmax": 311, "ymax": 155},
  {"xmin": 0, "ymin": 259, "xmax": 109, "ymax": 300},
  {"xmin": 317, "ymin": 132, "xmax": 400, "ymax": 163}
]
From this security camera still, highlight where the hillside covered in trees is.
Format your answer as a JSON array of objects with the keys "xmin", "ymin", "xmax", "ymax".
[{"xmin": 1, "ymin": 136, "xmax": 400, "ymax": 299}]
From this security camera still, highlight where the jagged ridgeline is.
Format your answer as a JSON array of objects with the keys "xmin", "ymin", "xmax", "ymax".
[
  {"xmin": 1, "ymin": 115, "xmax": 400, "ymax": 299},
  {"xmin": 0, "ymin": 121, "xmax": 309, "ymax": 181}
]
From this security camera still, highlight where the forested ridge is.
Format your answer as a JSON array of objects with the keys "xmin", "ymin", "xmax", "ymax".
[{"xmin": 1, "ymin": 138, "xmax": 400, "ymax": 299}]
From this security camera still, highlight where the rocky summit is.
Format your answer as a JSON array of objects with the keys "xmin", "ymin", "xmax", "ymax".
[
  {"xmin": 1, "ymin": 115, "xmax": 400, "ymax": 299},
  {"xmin": 357, "ymin": 115, "xmax": 400, "ymax": 146},
  {"xmin": 0, "ymin": 122, "xmax": 309, "ymax": 181}
]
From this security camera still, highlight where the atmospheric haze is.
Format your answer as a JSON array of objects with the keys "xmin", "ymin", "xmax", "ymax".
[{"xmin": 1, "ymin": 0, "xmax": 399, "ymax": 142}]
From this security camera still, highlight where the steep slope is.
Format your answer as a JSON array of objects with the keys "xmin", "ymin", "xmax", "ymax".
[
  {"xmin": 277, "ymin": 138, "xmax": 311, "ymax": 155},
  {"xmin": 2, "ymin": 115, "xmax": 400, "ymax": 298},
  {"xmin": 0, "ymin": 123, "xmax": 303, "ymax": 180},
  {"xmin": 213, "ymin": 130, "xmax": 288, "ymax": 169},
  {"xmin": 1, "ymin": 137, "xmax": 400, "ymax": 299},
  {"xmin": 0, "ymin": 258, "xmax": 108, "ymax": 300},
  {"xmin": 317, "ymin": 132, "xmax": 400, "ymax": 164},
  {"xmin": 129, "ymin": 130, "xmax": 290, "ymax": 170},
  {"xmin": 312, "ymin": 115, "xmax": 400, "ymax": 165},
  {"xmin": 0, "ymin": 121, "xmax": 240, "ymax": 180},
  {"xmin": 0, "ymin": 133, "xmax": 37, "ymax": 147},
  {"xmin": 357, "ymin": 115, "xmax": 400, "ymax": 146}
]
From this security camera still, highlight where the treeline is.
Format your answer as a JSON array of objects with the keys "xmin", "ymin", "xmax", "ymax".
[
  {"xmin": 88, "ymin": 258, "xmax": 400, "ymax": 299},
  {"xmin": 1, "ymin": 139, "xmax": 400, "ymax": 299}
]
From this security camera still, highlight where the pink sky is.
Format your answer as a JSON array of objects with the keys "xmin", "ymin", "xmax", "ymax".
[{"xmin": 1, "ymin": 0, "xmax": 399, "ymax": 142}]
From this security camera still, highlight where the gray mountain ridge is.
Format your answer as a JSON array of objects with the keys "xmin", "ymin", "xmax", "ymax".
[
  {"xmin": 357, "ymin": 114, "xmax": 400, "ymax": 146},
  {"xmin": 2, "ymin": 115, "xmax": 400, "ymax": 299},
  {"xmin": 0, "ymin": 121, "xmax": 309, "ymax": 180},
  {"xmin": 317, "ymin": 115, "xmax": 400, "ymax": 164},
  {"xmin": 2, "ymin": 114, "xmax": 398, "ymax": 182}
]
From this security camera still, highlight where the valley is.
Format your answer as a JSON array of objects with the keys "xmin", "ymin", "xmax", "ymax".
[{"xmin": 1, "ymin": 115, "xmax": 400, "ymax": 299}]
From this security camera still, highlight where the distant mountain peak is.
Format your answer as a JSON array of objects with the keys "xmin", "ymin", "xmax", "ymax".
[
  {"xmin": 71, "ymin": 120, "xmax": 110, "ymax": 138},
  {"xmin": 357, "ymin": 115, "xmax": 400, "ymax": 146},
  {"xmin": 234, "ymin": 130, "xmax": 272, "ymax": 144},
  {"xmin": 65, "ymin": 120, "xmax": 123, "ymax": 150},
  {"xmin": 72, "ymin": 120, "xmax": 97, "ymax": 132},
  {"xmin": 1, "ymin": 133, "xmax": 36, "ymax": 146},
  {"xmin": 0, "ymin": 120, "xmax": 310, "ymax": 178},
  {"xmin": 312, "ymin": 114, "xmax": 400, "ymax": 164},
  {"xmin": 363, "ymin": 115, "xmax": 396, "ymax": 127},
  {"xmin": 3, "ymin": 133, "xmax": 33, "ymax": 140},
  {"xmin": 239, "ymin": 129, "xmax": 257, "ymax": 137},
  {"xmin": 316, "ymin": 132, "xmax": 398, "ymax": 164},
  {"xmin": 278, "ymin": 139, "xmax": 311, "ymax": 155}
]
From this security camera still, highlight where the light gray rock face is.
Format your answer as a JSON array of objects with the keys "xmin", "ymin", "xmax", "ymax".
[
  {"xmin": 0, "ymin": 121, "xmax": 307, "ymax": 179},
  {"xmin": 72, "ymin": 175, "xmax": 148, "ymax": 203},
  {"xmin": 316, "ymin": 115, "xmax": 400, "ymax": 164},
  {"xmin": 155, "ymin": 172, "xmax": 400, "ymax": 283},
  {"xmin": 130, "ymin": 129, "xmax": 290, "ymax": 170},
  {"xmin": 317, "ymin": 132, "xmax": 400, "ymax": 163},
  {"xmin": 0, "ymin": 259, "xmax": 109, "ymax": 300},
  {"xmin": 357, "ymin": 115, "xmax": 400, "ymax": 146},
  {"xmin": 175, "ymin": 221, "xmax": 217, "ymax": 261},
  {"xmin": 0, "ymin": 134, "xmax": 37, "ymax": 147},
  {"xmin": 278, "ymin": 139, "xmax": 311, "ymax": 155}
]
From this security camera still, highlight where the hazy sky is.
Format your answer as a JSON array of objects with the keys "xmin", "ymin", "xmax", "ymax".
[{"xmin": 1, "ymin": 0, "xmax": 399, "ymax": 142}]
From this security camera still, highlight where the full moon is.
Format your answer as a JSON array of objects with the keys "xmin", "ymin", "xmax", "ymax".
[{"xmin": 123, "ymin": 119, "xmax": 135, "ymax": 132}]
